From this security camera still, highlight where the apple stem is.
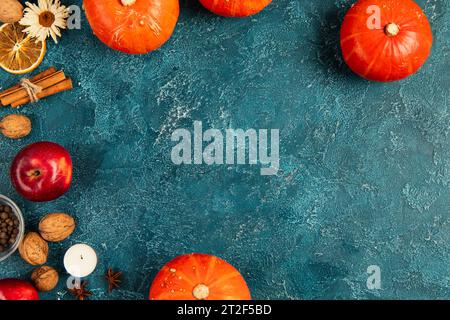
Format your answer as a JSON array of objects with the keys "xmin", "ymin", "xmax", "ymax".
[{"xmin": 27, "ymin": 170, "xmax": 41, "ymax": 177}]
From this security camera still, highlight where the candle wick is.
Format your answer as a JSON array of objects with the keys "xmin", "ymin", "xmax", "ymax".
[{"xmin": 80, "ymin": 255, "xmax": 84, "ymax": 260}]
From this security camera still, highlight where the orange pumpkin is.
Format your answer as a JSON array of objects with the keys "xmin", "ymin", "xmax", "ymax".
[
  {"xmin": 340, "ymin": 0, "xmax": 433, "ymax": 81},
  {"xmin": 83, "ymin": 0, "xmax": 179, "ymax": 54},
  {"xmin": 149, "ymin": 253, "xmax": 251, "ymax": 300},
  {"xmin": 199, "ymin": 0, "xmax": 272, "ymax": 17}
]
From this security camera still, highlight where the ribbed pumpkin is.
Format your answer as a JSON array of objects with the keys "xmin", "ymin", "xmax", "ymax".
[
  {"xmin": 340, "ymin": 0, "xmax": 432, "ymax": 81},
  {"xmin": 149, "ymin": 253, "xmax": 251, "ymax": 300},
  {"xmin": 199, "ymin": 0, "xmax": 272, "ymax": 17},
  {"xmin": 83, "ymin": 0, "xmax": 179, "ymax": 54}
]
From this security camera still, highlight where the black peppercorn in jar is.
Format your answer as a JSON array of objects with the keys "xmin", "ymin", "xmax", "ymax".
[{"xmin": 0, "ymin": 195, "xmax": 24, "ymax": 262}]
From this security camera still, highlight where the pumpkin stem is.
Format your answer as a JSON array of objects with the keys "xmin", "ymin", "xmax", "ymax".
[
  {"xmin": 192, "ymin": 284, "xmax": 209, "ymax": 300},
  {"xmin": 384, "ymin": 23, "xmax": 400, "ymax": 37},
  {"xmin": 121, "ymin": 0, "xmax": 136, "ymax": 6}
]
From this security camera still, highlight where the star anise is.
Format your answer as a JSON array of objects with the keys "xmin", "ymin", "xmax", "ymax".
[
  {"xmin": 105, "ymin": 268, "xmax": 122, "ymax": 293},
  {"xmin": 67, "ymin": 281, "xmax": 92, "ymax": 300}
]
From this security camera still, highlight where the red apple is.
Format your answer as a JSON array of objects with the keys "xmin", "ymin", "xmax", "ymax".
[
  {"xmin": 10, "ymin": 141, "xmax": 73, "ymax": 202},
  {"xmin": 0, "ymin": 279, "xmax": 39, "ymax": 300}
]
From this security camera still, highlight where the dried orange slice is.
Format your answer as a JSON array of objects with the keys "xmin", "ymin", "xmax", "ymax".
[{"xmin": 0, "ymin": 23, "xmax": 46, "ymax": 75}]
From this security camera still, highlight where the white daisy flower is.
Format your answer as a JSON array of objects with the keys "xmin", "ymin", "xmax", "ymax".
[{"xmin": 19, "ymin": 0, "xmax": 69, "ymax": 44}]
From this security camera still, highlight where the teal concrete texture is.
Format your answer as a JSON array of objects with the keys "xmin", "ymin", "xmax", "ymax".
[{"xmin": 0, "ymin": 0, "xmax": 448, "ymax": 300}]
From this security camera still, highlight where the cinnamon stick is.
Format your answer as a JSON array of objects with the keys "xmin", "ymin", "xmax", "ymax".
[
  {"xmin": 12, "ymin": 78, "xmax": 73, "ymax": 108},
  {"xmin": 0, "ymin": 67, "xmax": 57, "ymax": 100},
  {"xmin": 1, "ymin": 70, "xmax": 66, "ymax": 106}
]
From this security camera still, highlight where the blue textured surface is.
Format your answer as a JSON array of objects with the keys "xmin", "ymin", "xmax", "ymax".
[{"xmin": 0, "ymin": 0, "xmax": 448, "ymax": 300}]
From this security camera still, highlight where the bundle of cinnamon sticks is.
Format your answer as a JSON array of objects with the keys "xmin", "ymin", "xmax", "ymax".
[{"xmin": 0, "ymin": 67, "xmax": 73, "ymax": 108}]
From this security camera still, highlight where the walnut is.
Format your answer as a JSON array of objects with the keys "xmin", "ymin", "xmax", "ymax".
[
  {"xmin": 0, "ymin": 0, "xmax": 24, "ymax": 24},
  {"xmin": 39, "ymin": 213, "xmax": 76, "ymax": 242},
  {"xmin": 0, "ymin": 114, "xmax": 32, "ymax": 139},
  {"xmin": 19, "ymin": 232, "xmax": 48, "ymax": 265},
  {"xmin": 31, "ymin": 266, "xmax": 59, "ymax": 292}
]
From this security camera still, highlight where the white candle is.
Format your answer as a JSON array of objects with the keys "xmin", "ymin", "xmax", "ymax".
[{"xmin": 64, "ymin": 244, "xmax": 98, "ymax": 278}]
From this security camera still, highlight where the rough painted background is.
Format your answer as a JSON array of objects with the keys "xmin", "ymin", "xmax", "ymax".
[{"xmin": 0, "ymin": 0, "xmax": 448, "ymax": 300}]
